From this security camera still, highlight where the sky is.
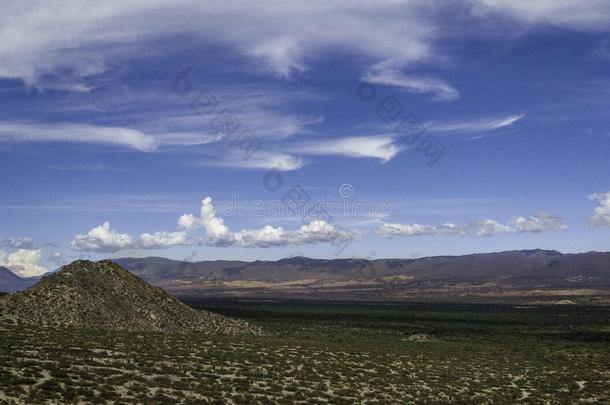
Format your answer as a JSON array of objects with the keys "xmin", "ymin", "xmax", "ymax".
[{"xmin": 2, "ymin": 0, "xmax": 610, "ymax": 277}]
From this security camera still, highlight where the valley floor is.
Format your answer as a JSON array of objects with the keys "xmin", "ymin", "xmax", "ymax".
[{"xmin": 1, "ymin": 300, "xmax": 609, "ymax": 403}]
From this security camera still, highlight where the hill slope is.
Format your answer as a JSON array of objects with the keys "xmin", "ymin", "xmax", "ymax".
[{"xmin": 0, "ymin": 260, "xmax": 262, "ymax": 334}]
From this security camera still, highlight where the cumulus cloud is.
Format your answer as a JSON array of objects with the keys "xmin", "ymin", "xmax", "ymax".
[
  {"xmin": 71, "ymin": 222, "xmax": 189, "ymax": 252},
  {"xmin": 178, "ymin": 214, "xmax": 199, "ymax": 230},
  {"xmin": 375, "ymin": 223, "xmax": 438, "ymax": 237},
  {"xmin": 0, "ymin": 249, "xmax": 48, "ymax": 277},
  {"xmin": 72, "ymin": 195, "xmax": 360, "ymax": 252},
  {"xmin": 289, "ymin": 136, "xmax": 403, "ymax": 163},
  {"xmin": 362, "ymin": 70, "xmax": 459, "ymax": 101},
  {"xmin": 199, "ymin": 197, "xmax": 236, "ymax": 246},
  {"xmin": 513, "ymin": 213, "xmax": 568, "ymax": 233},
  {"xmin": 589, "ymin": 192, "xmax": 610, "ymax": 226},
  {"xmin": 71, "ymin": 222, "xmax": 136, "ymax": 253},
  {"xmin": 376, "ymin": 214, "xmax": 567, "ymax": 238},
  {"xmin": 182, "ymin": 197, "xmax": 361, "ymax": 248},
  {"xmin": 139, "ymin": 231, "xmax": 188, "ymax": 249},
  {"xmin": 472, "ymin": 219, "xmax": 513, "ymax": 237}
]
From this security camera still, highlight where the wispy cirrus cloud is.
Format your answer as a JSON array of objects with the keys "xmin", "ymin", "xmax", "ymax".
[
  {"xmin": 287, "ymin": 136, "xmax": 404, "ymax": 163},
  {"xmin": 362, "ymin": 69, "xmax": 459, "ymax": 101},
  {"xmin": 193, "ymin": 151, "xmax": 305, "ymax": 172},
  {"xmin": 426, "ymin": 114, "xmax": 525, "ymax": 133},
  {"xmin": 4, "ymin": 1, "xmax": 609, "ymax": 89},
  {"xmin": 471, "ymin": 1, "xmax": 610, "ymax": 31},
  {"xmin": 0, "ymin": 1, "xmax": 436, "ymax": 85},
  {"xmin": 0, "ymin": 194, "xmax": 189, "ymax": 213},
  {"xmin": 0, "ymin": 121, "xmax": 156, "ymax": 151}
]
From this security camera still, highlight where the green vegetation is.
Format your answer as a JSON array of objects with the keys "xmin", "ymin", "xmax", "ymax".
[{"xmin": 1, "ymin": 300, "xmax": 609, "ymax": 403}]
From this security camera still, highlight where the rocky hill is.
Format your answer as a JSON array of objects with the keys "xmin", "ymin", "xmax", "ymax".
[
  {"xmin": 114, "ymin": 250, "xmax": 610, "ymax": 304},
  {"xmin": 0, "ymin": 260, "xmax": 263, "ymax": 334}
]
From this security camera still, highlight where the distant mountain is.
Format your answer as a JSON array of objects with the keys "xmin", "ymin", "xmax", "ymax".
[
  {"xmin": 115, "ymin": 250, "xmax": 610, "ymax": 304},
  {"xmin": 0, "ymin": 260, "xmax": 263, "ymax": 334},
  {"xmin": 0, "ymin": 267, "xmax": 39, "ymax": 292}
]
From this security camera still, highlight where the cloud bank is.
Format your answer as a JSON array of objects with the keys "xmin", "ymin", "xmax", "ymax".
[
  {"xmin": 0, "ymin": 249, "xmax": 48, "ymax": 277},
  {"xmin": 71, "ymin": 196, "xmax": 361, "ymax": 252},
  {"xmin": 376, "ymin": 213, "xmax": 567, "ymax": 238}
]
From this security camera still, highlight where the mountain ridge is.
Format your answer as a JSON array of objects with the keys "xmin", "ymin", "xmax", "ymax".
[
  {"xmin": 0, "ymin": 266, "xmax": 40, "ymax": 292},
  {"xmin": 110, "ymin": 249, "xmax": 610, "ymax": 304}
]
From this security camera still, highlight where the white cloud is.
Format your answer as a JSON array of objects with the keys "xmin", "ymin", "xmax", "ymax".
[
  {"xmin": 0, "ymin": 121, "xmax": 156, "ymax": 151},
  {"xmin": 513, "ymin": 213, "xmax": 568, "ymax": 233},
  {"xmin": 49, "ymin": 252, "xmax": 65, "ymax": 266},
  {"xmin": 182, "ymin": 196, "xmax": 361, "ymax": 248},
  {"xmin": 0, "ymin": 1, "xmax": 436, "ymax": 84},
  {"xmin": 290, "ymin": 136, "xmax": 403, "ymax": 163},
  {"xmin": 199, "ymin": 197, "xmax": 236, "ymax": 246},
  {"xmin": 178, "ymin": 214, "xmax": 199, "ymax": 230},
  {"xmin": 375, "ymin": 223, "xmax": 438, "ymax": 238},
  {"xmin": 234, "ymin": 225, "xmax": 289, "ymax": 248},
  {"xmin": 139, "ymin": 231, "xmax": 188, "ymax": 249},
  {"xmin": 437, "ymin": 223, "xmax": 469, "ymax": 236},
  {"xmin": 71, "ymin": 222, "xmax": 136, "ymax": 253},
  {"xmin": 376, "ymin": 221, "xmax": 474, "ymax": 238},
  {"xmin": 233, "ymin": 221, "xmax": 360, "ymax": 248},
  {"xmin": 3, "ymin": 1, "xmax": 610, "ymax": 89},
  {"xmin": 0, "ymin": 249, "xmax": 48, "ymax": 277},
  {"xmin": 375, "ymin": 213, "xmax": 567, "ymax": 238},
  {"xmin": 589, "ymin": 192, "xmax": 610, "ymax": 226},
  {"xmin": 201, "ymin": 151, "xmax": 305, "ymax": 171},
  {"xmin": 362, "ymin": 70, "xmax": 459, "ymax": 101},
  {"xmin": 471, "ymin": 1, "xmax": 610, "ymax": 31},
  {"xmin": 0, "ymin": 237, "xmax": 34, "ymax": 249},
  {"xmin": 72, "ymin": 222, "xmax": 189, "ymax": 252},
  {"xmin": 472, "ymin": 219, "xmax": 513, "ymax": 237},
  {"xmin": 292, "ymin": 220, "xmax": 360, "ymax": 244},
  {"xmin": 427, "ymin": 114, "xmax": 525, "ymax": 133}
]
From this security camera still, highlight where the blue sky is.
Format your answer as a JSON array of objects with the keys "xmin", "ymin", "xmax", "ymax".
[{"xmin": 2, "ymin": 1, "xmax": 610, "ymax": 276}]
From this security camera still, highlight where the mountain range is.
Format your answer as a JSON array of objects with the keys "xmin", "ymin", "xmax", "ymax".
[
  {"xmin": 0, "ymin": 267, "xmax": 39, "ymax": 292},
  {"xmin": 2, "ymin": 250, "xmax": 610, "ymax": 304},
  {"xmin": 114, "ymin": 249, "xmax": 610, "ymax": 304}
]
